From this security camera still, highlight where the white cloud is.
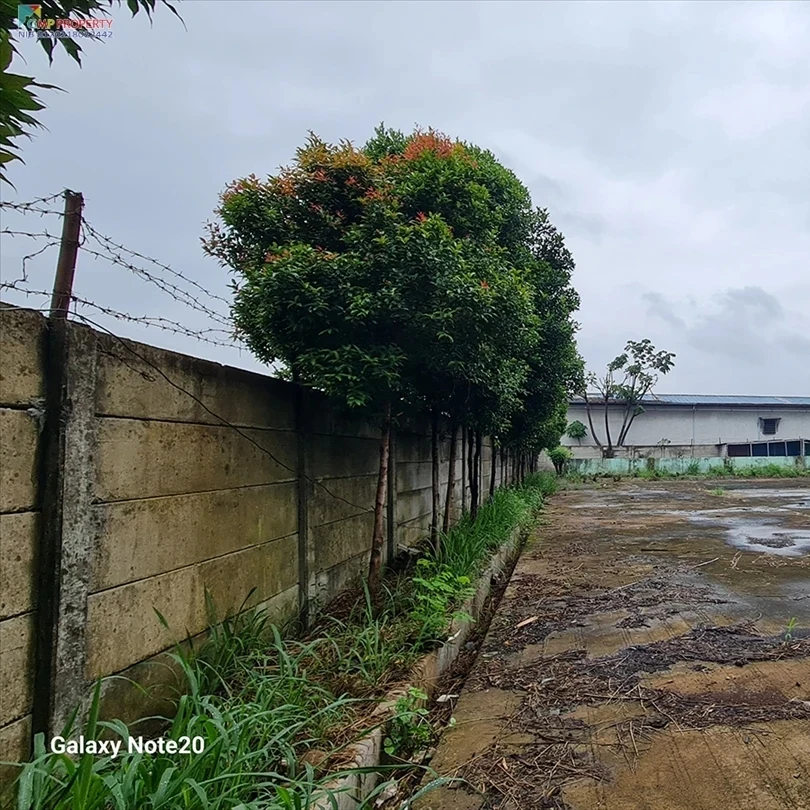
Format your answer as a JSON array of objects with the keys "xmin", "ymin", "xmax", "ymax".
[{"xmin": 1, "ymin": 0, "xmax": 808, "ymax": 394}]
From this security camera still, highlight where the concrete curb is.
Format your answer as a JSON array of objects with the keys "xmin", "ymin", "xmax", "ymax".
[{"xmin": 311, "ymin": 525, "xmax": 525, "ymax": 809}]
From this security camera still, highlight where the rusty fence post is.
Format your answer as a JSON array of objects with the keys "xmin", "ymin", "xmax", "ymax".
[{"xmin": 49, "ymin": 191, "xmax": 83, "ymax": 319}]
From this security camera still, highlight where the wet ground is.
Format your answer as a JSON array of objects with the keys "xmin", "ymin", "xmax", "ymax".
[{"xmin": 415, "ymin": 479, "xmax": 810, "ymax": 810}]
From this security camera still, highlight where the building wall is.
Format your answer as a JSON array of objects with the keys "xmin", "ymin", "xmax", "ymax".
[
  {"xmin": 563, "ymin": 403, "xmax": 810, "ymax": 452},
  {"xmin": 0, "ymin": 305, "xmax": 511, "ymax": 782}
]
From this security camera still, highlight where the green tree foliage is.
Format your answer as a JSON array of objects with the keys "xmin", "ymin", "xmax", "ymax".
[
  {"xmin": 204, "ymin": 127, "xmax": 582, "ymax": 587},
  {"xmin": 582, "ymin": 338, "xmax": 676, "ymax": 457},
  {"xmin": 0, "ymin": 0, "xmax": 180, "ymax": 185},
  {"xmin": 504, "ymin": 208, "xmax": 583, "ymax": 457},
  {"xmin": 566, "ymin": 420, "xmax": 588, "ymax": 441}
]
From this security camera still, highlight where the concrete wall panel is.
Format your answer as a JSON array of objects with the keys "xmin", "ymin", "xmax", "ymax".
[
  {"xmin": 312, "ymin": 513, "xmax": 374, "ymax": 574},
  {"xmin": 92, "ymin": 482, "xmax": 298, "ymax": 590},
  {"xmin": 397, "ymin": 461, "xmax": 433, "ymax": 494},
  {"xmin": 0, "ymin": 715, "xmax": 30, "ymax": 786},
  {"xmin": 0, "ymin": 307, "xmax": 45, "ymax": 407},
  {"xmin": 313, "ymin": 552, "xmax": 367, "ymax": 606},
  {"xmin": 87, "ymin": 533, "xmax": 297, "ymax": 677},
  {"xmin": 0, "ymin": 512, "xmax": 38, "ymax": 619},
  {"xmin": 309, "ymin": 474, "xmax": 377, "ymax": 528},
  {"xmin": 0, "ymin": 409, "xmax": 39, "ymax": 513},
  {"xmin": 95, "ymin": 334, "xmax": 296, "ymax": 429},
  {"xmin": 310, "ymin": 434, "xmax": 379, "ymax": 480},
  {"xmin": 0, "ymin": 614, "xmax": 34, "ymax": 724},
  {"xmin": 96, "ymin": 418, "xmax": 297, "ymax": 501}
]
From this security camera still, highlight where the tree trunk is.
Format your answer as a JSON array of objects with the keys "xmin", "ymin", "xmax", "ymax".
[
  {"xmin": 477, "ymin": 432, "xmax": 483, "ymax": 503},
  {"xmin": 603, "ymin": 395, "xmax": 615, "ymax": 458},
  {"xmin": 583, "ymin": 393, "xmax": 603, "ymax": 455},
  {"xmin": 368, "ymin": 402, "xmax": 391, "ymax": 594},
  {"xmin": 489, "ymin": 443, "xmax": 497, "ymax": 499},
  {"xmin": 443, "ymin": 422, "xmax": 458, "ymax": 534},
  {"xmin": 461, "ymin": 425, "xmax": 468, "ymax": 515},
  {"xmin": 471, "ymin": 431, "xmax": 482, "ymax": 518},
  {"xmin": 467, "ymin": 428, "xmax": 475, "ymax": 517},
  {"xmin": 469, "ymin": 430, "xmax": 480, "ymax": 520},
  {"xmin": 430, "ymin": 408, "xmax": 441, "ymax": 551}
]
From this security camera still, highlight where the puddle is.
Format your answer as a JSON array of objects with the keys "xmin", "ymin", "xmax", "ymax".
[
  {"xmin": 722, "ymin": 488, "xmax": 810, "ymax": 499},
  {"xmin": 687, "ymin": 513, "xmax": 810, "ymax": 557},
  {"xmin": 635, "ymin": 503, "xmax": 810, "ymax": 557}
]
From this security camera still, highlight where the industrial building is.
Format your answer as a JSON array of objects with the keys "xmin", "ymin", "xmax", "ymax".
[{"xmin": 563, "ymin": 395, "xmax": 810, "ymax": 460}]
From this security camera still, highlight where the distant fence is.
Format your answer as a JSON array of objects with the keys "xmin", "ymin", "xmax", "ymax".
[
  {"xmin": 570, "ymin": 455, "xmax": 807, "ymax": 476},
  {"xmin": 0, "ymin": 304, "xmax": 514, "ymax": 785}
]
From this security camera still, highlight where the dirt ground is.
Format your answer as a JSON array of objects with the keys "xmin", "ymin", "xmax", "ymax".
[{"xmin": 415, "ymin": 479, "xmax": 810, "ymax": 810}]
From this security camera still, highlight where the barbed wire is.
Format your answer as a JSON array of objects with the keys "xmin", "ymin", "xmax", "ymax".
[
  {"xmin": 0, "ymin": 281, "xmax": 242, "ymax": 349},
  {"xmin": 82, "ymin": 222, "xmax": 232, "ymax": 306},
  {"xmin": 0, "ymin": 192, "xmax": 65, "ymax": 216},
  {"xmin": 1, "ymin": 194, "xmax": 440, "ymax": 534},
  {"xmin": 1, "ymin": 228, "xmax": 60, "ymax": 240},
  {"xmin": 0, "ymin": 229, "xmax": 61, "ymax": 286},
  {"xmin": 1, "ymin": 196, "xmax": 237, "ymax": 335},
  {"xmin": 77, "ymin": 241, "xmax": 234, "ymax": 327}
]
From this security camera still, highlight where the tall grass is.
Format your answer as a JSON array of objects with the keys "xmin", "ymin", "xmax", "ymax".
[
  {"xmin": 5, "ymin": 475, "xmax": 552, "ymax": 810},
  {"xmin": 8, "ymin": 629, "xmax": 363, "ymax": 810},
  {"xmin": 408, "ymin": 472, "xmax": 553, "ymax": 643},
  {"xmin": 431, "ymin": 477, "xmax": 550, "ymax": 577}
]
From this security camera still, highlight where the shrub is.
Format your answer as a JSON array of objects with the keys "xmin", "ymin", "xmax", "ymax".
[{"xmin": 548, "ymin": 445, "xmax": 573, "ymax": 475}]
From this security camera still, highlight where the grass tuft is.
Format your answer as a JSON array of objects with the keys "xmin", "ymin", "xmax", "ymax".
[{"xmin": 5, "ymin": 476, "xmax": 551, "ymax": 810}]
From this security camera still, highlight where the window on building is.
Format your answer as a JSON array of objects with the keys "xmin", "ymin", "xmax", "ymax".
[
  {"xmin": 752, "ymin": 443, "xmax": 768, "ymax": 457},
  {"xmin": 787, "ymin": 441, "xmax": 801, "ymax": 457},
  {"xmin": 768, "ymin": 441, "xmax": 787, "ymax": 457},
  {"xmin": 760, "ymin": 418, "xmax": 780, "ymax": 436},
  {"xmin": 728, "ymin": 443, "xmax": 751, "ymax": 457}
]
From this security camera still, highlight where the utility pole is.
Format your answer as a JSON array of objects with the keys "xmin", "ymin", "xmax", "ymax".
[{"xmin": 50, "ymin": 190, "xmax": 83, "ymax": 319}]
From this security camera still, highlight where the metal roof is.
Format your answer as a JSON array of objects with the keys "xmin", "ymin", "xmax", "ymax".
[{"xmin": 571, "ymin": 394, "xmax": 810, "ymax": 407}]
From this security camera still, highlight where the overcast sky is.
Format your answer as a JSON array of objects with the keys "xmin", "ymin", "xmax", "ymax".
[{"xmin": 2, "ymin": 0, "xmax": 809, "ymax": 396}]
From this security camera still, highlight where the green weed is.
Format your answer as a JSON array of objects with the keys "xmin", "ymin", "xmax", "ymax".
[
  {"xmin": 6, "ymin": 477, "xmax": 551, "ymax": 810},
  {"xmin": 384, "ymin": 688, "xmax": 433, "ymax": 760}
]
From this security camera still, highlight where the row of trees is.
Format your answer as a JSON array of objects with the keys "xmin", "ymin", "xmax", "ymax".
[{"xmin": 203, "ymin": 126, "xmax": 583, "ymax": 589}]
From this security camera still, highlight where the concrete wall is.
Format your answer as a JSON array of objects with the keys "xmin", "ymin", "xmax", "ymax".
[
  {"xmin": 570, "ymin": 455, "xmax": 806, "ymax": 476},
  {"xmin": 87, "ymin": 332, "xmax": 302, "ymax": 686},
  {"xmin": 564, "ymin": 403, "xmax": 810, "ymax": 451},
  {"xmin": 0, "ymin": 308, "xmax": 44, "ymax": 786},
  {"xmin": 0, "ymin": 305, "xmax": 515, "ymax": 780},
  {"xmin": 568, "ymin": 443, "xmax": 724, "ymax": 461}
]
